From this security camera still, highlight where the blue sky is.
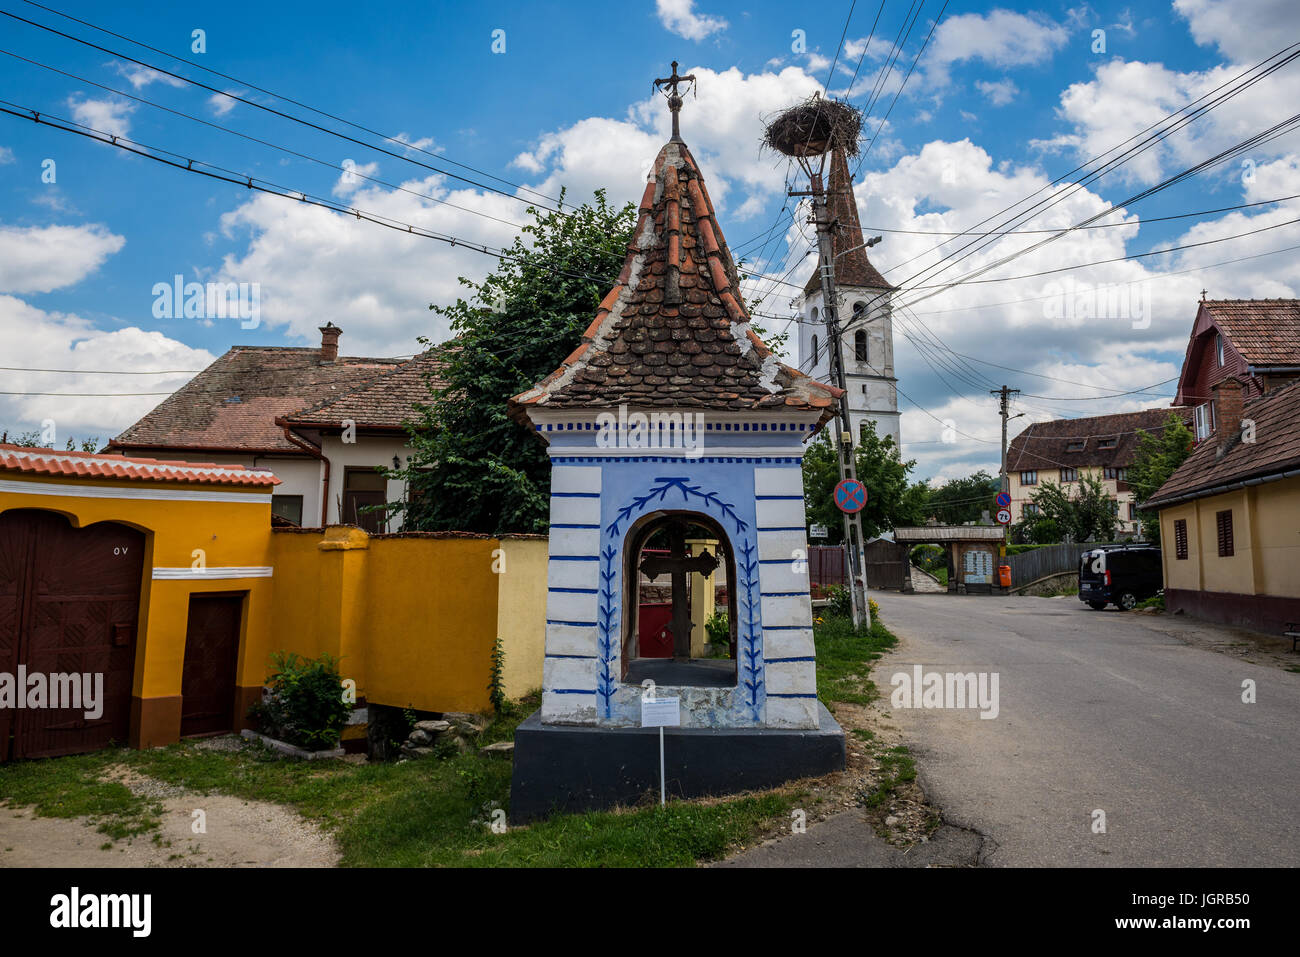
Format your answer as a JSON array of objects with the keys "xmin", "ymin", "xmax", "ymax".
[{"xmin": 2, "ymin": 0, "xmax": 1299, "ymax": 482}]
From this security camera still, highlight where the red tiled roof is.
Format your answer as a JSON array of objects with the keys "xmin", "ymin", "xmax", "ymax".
[
  {"xmin": 1146, "ymin": 378, "xmax": 1300, "ymax": 507},
  {"xmin": 109, "ymin": 346, "xmax": 405, "ymax": 453},
  {"xmin": 510, "ymin": 137, "xmax": 841, "ymax": 420},
  {"xmin": 0, "ymin": 443, "xmax": 280, "ymax": 487},
  {"xmin": 1204, "ymin": 299, "xmax": 1300, "ymax": 366},
  {"xmin": 280, "ymin": 347, "xmax": 450, "ymax": 430},
  {"xmin": 1008, "ymin": 407, "xmax": 1192, "ymax": 473},
  {"xmin": 802, "ymin": 145, "xmax": 893, "ymax": 297}
]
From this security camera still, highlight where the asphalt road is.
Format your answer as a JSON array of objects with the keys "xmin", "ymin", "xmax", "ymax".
[{"xmin": 872, "ymin": 592, "xmax": 1300, "ymax": 867}]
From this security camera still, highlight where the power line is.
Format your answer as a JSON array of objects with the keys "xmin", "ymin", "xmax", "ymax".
[{"xmin": 0, "ymin": 6, "xmax": 567, "ymax": 213}]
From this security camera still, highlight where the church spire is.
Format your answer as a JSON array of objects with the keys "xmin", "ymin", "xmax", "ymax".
[{"xmin": 803, "ymin": 145, "xmax": 893, "ymax": 297}]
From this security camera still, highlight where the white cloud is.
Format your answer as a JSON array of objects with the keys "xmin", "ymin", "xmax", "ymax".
[
  {"xmin": 0, "ymin": 146, "xmax": 13, "ymax": 165},
  {"xmin": 0, "ymin": 223, "xmax": 125, "ymax": 294},
  {"xmin": 975, "ymin": 78, "xmax": 1019, "ymax": 106},
  {"xmin": 0, "ymin": 295, "xmax": 213, "ymax": 445},
  {"xmin": 1174, "ymin": 0, "xmax": 1300, "ymax": 62},
  {"xmin": 207, "ymin": 90, "xmax": 243, "ymax": 117},
  {"xmin": 924, "ymin": 9, "xmax": 1070, "ymax": 87},
  {"xmin": 68, "ymin": 96, "xmax": 134, "ymax": 138},
  {"xmin": 655, "ymin": 0, "xmax": 728, "ymax": 42},
  {"xmin": 112, "ymin": 62, "xmax": 186, "ymax": 91}
]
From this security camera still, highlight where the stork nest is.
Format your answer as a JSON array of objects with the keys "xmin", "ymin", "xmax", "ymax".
[{"xmin": 763, "ymin": 95, "xmax": 862, "ymax": 158}]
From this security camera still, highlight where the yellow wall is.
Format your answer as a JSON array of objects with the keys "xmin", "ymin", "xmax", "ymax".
[
  {"xmin": 2, "ymin": 474, "xmax": 551, "ymax": 749},
  {"xmin": 495, "ymin": 536, "xmax": 548, "ymax": 699},
  {"xmin": 1159, "ymin": 478, "xmax": 1300, "ymax": 598}
]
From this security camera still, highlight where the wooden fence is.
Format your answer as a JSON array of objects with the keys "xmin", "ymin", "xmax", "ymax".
[{"xmin": 1004, "ymin": 543, "xmax": 1102, "ymax": 585}]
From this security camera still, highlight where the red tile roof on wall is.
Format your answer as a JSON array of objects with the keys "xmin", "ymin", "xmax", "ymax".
[
  {"xmin": 509, "ymin": 138, "xmax": 841, "ymax": 421},
  {"xmin": 0, "ymin": 443, "xmax": 280, "ymax": 487},
  {"xmin": 1007, "ymin": 407, "xmax": 1192, "ymax": 473},
  {"xmin": 802, "ymin": 145, "xmax": 893, "ymax": 297},
  {"xmin": 1146, "ymin": 378, "xmax": 1300, "ymax": 507}
]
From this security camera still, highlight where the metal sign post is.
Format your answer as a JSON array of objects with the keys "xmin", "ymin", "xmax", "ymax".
[{"xmin": 641, "ymin": 695, "xmax": 681, "ymax": 806}]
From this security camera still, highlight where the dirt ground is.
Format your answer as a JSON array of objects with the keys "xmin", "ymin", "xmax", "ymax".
[{"xmin": 0, "ymin": 760, "xmax": 338, "ymax": 868}]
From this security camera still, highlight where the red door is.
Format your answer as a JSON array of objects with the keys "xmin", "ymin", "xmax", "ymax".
[
  {"xmin": 180, "ymin": 595, "xmax": 243, "ymax": 736},
  {"xmin": 0, "ymin": 509, "xmax": 142, "ymax": 760}
]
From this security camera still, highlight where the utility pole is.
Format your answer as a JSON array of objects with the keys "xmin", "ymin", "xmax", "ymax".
[
  {"xmin": 792, "ymin": 171, "xmax": 871, "ymax": 628},
  {"xmin": 990, "ymin": 384, "xmax": 1021, "ymax": 496}
]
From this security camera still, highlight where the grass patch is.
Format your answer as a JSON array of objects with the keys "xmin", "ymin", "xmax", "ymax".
[
  {"xmin": 860, "ymin": 746, "xmax": 917, "ymax": 809},
  {"xmin": 814, "ymin": 613, "xmax": 898, "ymax": 707},
  {"xmin": 0, "ymin": 751, "xmax": 162, "ymax": 840}
]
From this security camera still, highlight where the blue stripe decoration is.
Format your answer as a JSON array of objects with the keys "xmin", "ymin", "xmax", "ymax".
[
  {"xmin": 596, "ymin": 544, "xmax": 618, "ymax": 716},
  {"xmin": 766, "ymin": 656, "xmax": 816, "ymax": 663},
  {"xmin": 551, "ymin": 523, "xmax": 600, "ymax": 529},
  {"xmin": 545, "ymin": 654, "xmax": 597, "ymax": 660},
  {"xmin": 550, "ymin": 492, "xmax": 600, "ymax": 498},
  {"xmin": 550, "ymin": 456, "xmax": 802, "ymax": 465},
  {"xmin": 755, "ymin": 495, "xmax": 804, "ymax": 500},
  {"xmin": 548, "ymin": 587, "xmax": 598, "ymax": 594},
  {"xmin": 550, "ymin": 555, "xmax": 599, "ymax": 562},
  {"xmin": 549, "ymin": 688, "xmax": 597, "ymax": 695},
  {"xmin": 547, "ymin": 619, "xmax": 597, "ymax": 627},
  {"xmin": 760, "ymin": 591, "xmax": 807, "ymax": 597},
  {"xmin": 737, "ymin": 538, "xmax": 763, "ymax": 722},
  {"xmin": 763, "ymin": 624, "xmax": 810, "ymax": 630},
  {"xmin": 767, "ymin": 693, "xmax": 819, "ymax": 699},
  {"xmin": 757, "ymin": 526, "xmax": 806, "ymax": 532}
]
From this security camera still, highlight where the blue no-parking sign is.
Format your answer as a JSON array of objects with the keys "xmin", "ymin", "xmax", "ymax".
[{"xmin": 834, "ymin": 479, "xmax": 867, "ymax": 514}]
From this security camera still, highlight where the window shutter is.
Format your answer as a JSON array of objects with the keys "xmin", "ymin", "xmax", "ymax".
[
  {"xmin": 1216, "ymin": 510, "xmax": 1234, "ymax": 557},
  {"xmin": 1174, "ymin": 519, "xmax": 1188, "ymax": 560}
]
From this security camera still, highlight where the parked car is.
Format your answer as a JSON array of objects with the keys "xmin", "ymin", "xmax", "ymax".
[{"xmin": 1078, "ymin": 544, "xmax": 1163, "ymax": 611}]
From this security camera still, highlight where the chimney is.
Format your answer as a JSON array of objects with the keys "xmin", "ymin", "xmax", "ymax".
[
  {"xmin": 319, "ymin": 323, "xmax": 341, "ymax": 362},
  {"xmin": 1212, "ymin": 377, "xmax": 1244, "ymax": 457}
]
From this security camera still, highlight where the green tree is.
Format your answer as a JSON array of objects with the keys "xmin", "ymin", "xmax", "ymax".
[
  {"xmin": 925, "ymin": 470, "xmax": 999, "ymax": 524},
  {"xmin": 0, "ymin": 429, "xmax": 99, "ymax": 452},
  {"xmin": 1126, "ymin": 412, "xmax": 1195, "ymax": 541},
  {"xmin": 389, "ymin": 190, "xmax": 638, "ymax": 535},
  {"xmin": 802, "ymin": 421, "xmax": 927, "ymax": 542},
  {"xmin": 1019, "ymin": 474, "xmax": 1118, "ymax": 543}
]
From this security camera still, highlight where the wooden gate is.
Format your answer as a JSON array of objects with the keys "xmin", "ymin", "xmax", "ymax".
[
  {"xmin": 864, "ymin": 539, "xmax": 909, "ymax": 591},
  {"xmin": 0, "ymin": 509, "xmax": 142, "ymax": 760},
  {"xmin": 180, "ymin": 594, "xmax": 243, "ymax": 736}
]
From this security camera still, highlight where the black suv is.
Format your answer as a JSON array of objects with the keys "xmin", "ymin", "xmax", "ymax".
[{"xmin": 1078, "ymin": 544, "xmax": 1163, "ymax": 611}]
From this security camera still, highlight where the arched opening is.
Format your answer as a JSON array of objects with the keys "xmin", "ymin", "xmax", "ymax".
[
  {"xmin": 811, "ymin": 333, "xmax": 820, "ymax": 365},
  {"xmin": 621, "ymin": 511, "xmax": 738, "ymax": 689},
  {"xmin": 854, "ymin": 329, "xmax": 868, "ymax": 363}
]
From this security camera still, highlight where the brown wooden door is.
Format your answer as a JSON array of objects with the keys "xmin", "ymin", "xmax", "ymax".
[
  {"xmin": 180, "ymin": 595, "xmax": 242, "ymax": 736},
  {"xmin": 0, "ymin": 509, "xmax": 142, "ymax": 760}
]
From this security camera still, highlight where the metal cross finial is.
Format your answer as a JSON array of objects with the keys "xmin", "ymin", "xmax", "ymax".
[
  {"xmin": 653, "ymin": 60, "xmax": 696, "ymax": 142},
  {"xmin": 1201, "ymin": 288, "xmax": 1208, "ymax": 301}
]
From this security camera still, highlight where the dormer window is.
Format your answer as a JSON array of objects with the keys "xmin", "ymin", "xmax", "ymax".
[
  {"xmin": 1066, "ymin": 440, "xmax": 1086, "ymax": 452},
  {"xmin": 1097, "ymin": 437, "xmax": 1117, "ymax": 450}
]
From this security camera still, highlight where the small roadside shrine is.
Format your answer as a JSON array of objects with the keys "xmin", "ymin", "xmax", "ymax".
[{"xmin": 508, "ymin": 65, "xmax": 846, "ymax": 818}]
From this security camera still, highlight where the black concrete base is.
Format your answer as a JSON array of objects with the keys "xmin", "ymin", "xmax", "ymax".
[{"xmin": 509, "ymin": 703, "xmax": 845, "ymax": 821}]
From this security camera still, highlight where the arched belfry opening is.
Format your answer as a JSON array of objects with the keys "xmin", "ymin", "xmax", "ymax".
[{"xmin": 621, "ymin": 511, "xmax": 738, "ymax": 689}]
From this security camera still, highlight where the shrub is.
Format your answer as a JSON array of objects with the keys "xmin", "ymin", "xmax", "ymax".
[
  {"xmin": 704, "ymin": 613, "xmax": 731, "ymax": 657},
  {"xmin": 825, "ymin": 585, "xmax": 852, "ymax": 620},
  {"xmin": 248, "ymin": 651, "xmax": 351, "ymax": 751}
]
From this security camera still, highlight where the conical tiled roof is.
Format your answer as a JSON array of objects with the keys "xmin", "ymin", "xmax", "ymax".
[
  {"xmin": 511, "ymin": 139, "xmax": 840, "ymax": 420},
  {"xmin": 802, "ymin": 145, "xmax": 893, "ymax": 297}
]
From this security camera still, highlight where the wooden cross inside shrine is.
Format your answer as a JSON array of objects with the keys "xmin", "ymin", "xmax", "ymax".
[
  {"xmin": 639, "ymin": 519, "xmax": 718, "ymax": 658},
  {"xmin": 653, "ymin": 61, "xmax": 696, "ymax": 143}
]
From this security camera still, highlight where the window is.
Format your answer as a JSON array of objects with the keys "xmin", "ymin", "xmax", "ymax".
[
  {"xmin": 1109, "ymin": 500, "xmax": 1120, "ymax": 516},
  {"xmin": 1066, "ymin": 440, "xmax": 1086, "ymax": 452},
  {"xmin": 1060, "ymin": 467, "xmax": 1079, "ymax": 482},
  {"xmin": 1128, "ymin": 503, "xmax": 1138, "ymax": 520},
  {"xmin": 1019, "ymin": 470, "xmax": 1038, "ymax": 486},
  {"xmin": 811, "ymin": 333, "xmax": 819, "ymax": 364},
  {"xmin": 1216, "ymin": 333, "xmax": 1225, "ymax": 367},
  {"xmin": 271, "ymin": 494, "xmax": 304, "ymax": 526},
  {"xmin": 1098, "ymin": 437, "xmax": 1118, "ymax": 450},
  {"xmin": 1024, "ymin": 503, "xmax": 1041, "ymax": 516},
  {"xmin": 852, "ymin": 301, "xmax": 867, "ymax": 324},
  {"xmin": 811, "ymin": 306, "xmax": 819, "ymax": 322},
  {"xmin": 1216, "ymin": 509, "xmax": 1234, "ymax": 557},
  {"xmin": 1104, "ymin": 467, "xmax": 1128, "ymax": 481},
  {"xmin": 854, "ymin": 330, "xmax": 868, "ymax": 363},
  {"xmin": 1194, "ymin": 401, "xmax": 1216, "ymax": 441},
  {"xmin": 343, "ymin": 467, "xmax": 388, "ymax": 533},
  {"xmin": 1174, "ymin": 519, "xmax": 1188, "ymax": 560}
]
